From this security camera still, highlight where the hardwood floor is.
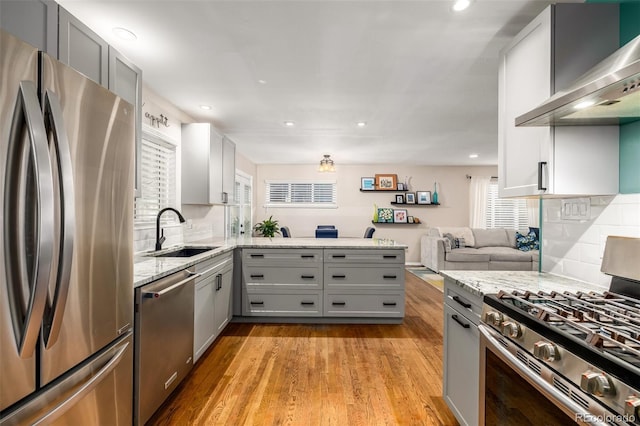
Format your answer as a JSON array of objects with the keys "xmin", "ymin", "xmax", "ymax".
[{"xmin": 148, "ymin": 272, "xmax": 459, "ymax": 426}]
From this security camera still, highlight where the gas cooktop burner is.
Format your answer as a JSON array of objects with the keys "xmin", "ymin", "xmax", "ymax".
[{"xmin": 496, "ymin": 289, "xmax": 640, "ymax": 368}]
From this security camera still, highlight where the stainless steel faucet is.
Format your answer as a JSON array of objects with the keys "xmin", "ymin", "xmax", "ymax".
[{"xmin": 155, "ymin": 207, "xmax": 186, "ymax": 251}]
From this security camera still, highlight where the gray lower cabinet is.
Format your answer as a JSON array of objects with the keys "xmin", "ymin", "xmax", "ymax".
[
  {"xmin": 193, "ymin": 252, "xmax": 233, "ymax": 363},
  {"xmin": 442, "ymin": 277, "xmax": 481, "ymax": 426},
  {"xmin": 241, "ymin": 248, "xmax": 405, "ymax": 319}
]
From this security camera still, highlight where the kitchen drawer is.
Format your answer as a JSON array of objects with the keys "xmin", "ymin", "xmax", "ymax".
[
  {"xmin": 242, "ymin": 248, "xmax": 322, "ymax": 266},
  {"xmin": 324, "ymin": 265, "xmax": 404, "ymax": 290},
  {"xmin": 323, "ymin": 292, "xmax": 405, "ymax": 317},
  {"xmin": 444, "ymin": 277, "xmax": 482, "ymax": 325},
  {"xmin": 242, "ymin": 290, "xmax": 322, "ymax": 316},
  {"xmin": 324, "ymin": 249, "xmax": 405, "ymax": 264},
  {"xmin": 243, "ymin": 266, "xmax": 322, "ymax": 290}
]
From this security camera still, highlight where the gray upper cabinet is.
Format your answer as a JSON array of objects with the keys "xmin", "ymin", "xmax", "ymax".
[
  {"xmin": 58, "ymin": 6, "xmax": 108, "ymax": 87},
  {"xmin": 109, "ymin": 47, "xmax": 142, "ymax": 197},
  {"xmin": 182, "ymin": 123, "xmax": 235, "ymax": 205},
  {"xmin": 498, "ymin": 4, "xmax": 620, "ymax": 198},
  {"xmin": 0, "ymin": 0, "xmax": 58, "ymax": 56}
]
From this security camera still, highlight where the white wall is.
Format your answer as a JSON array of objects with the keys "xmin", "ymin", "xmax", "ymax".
[
  {"xmin": 542, "ymin": 194, "xmax": 640, "ymax": 287},
  {"xmin": 255, "ymin": 164, "xmax": 497, "ymax": 263}
]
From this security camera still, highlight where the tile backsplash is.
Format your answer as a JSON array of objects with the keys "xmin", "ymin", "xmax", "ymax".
[{"xmin": 542, "ymin": 193, "xmax": 640, "ymax": 287}]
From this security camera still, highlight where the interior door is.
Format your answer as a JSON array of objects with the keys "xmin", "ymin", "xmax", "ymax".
[
  {"xmin": 39, "ymin": 52, "xmax": 134, "ymax": 385},
  {"xmin": 0, "ymin": 30, "xmax": 42, "ymax": 412}
]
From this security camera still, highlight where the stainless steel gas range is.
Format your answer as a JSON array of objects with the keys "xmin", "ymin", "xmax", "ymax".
[{"xmin": 479, "ymin": 237, "xmax": 640, "ymax": 426}]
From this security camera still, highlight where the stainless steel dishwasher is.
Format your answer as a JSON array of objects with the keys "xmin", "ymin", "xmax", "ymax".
[{"xmin": 134, "ymin": 268, "xmax": 197, "ymax": 425}]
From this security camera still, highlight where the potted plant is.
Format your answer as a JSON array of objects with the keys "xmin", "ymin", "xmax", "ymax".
[{"xmin": 253, "ymin": 216, "xmax": 280, "ymax": 237}]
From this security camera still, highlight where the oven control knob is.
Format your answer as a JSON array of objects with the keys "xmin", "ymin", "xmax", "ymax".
[
  {"xmin": 625, "ymin": 396, "xmax": 640, "ymax": 418},
  {"xmin": 501, "ymin": 321, "xmax": 522, "ymax": 339},
  {"xmin": 580, "ymin": 372, "xmax": 616, "ymax": 397},
  {"xmin": 484, "ymin": 311, "xmax": 504, "ymax": 327},
  {"xmin": 533, "ymin": 341, "xmax": 559, "ymax": 362}
]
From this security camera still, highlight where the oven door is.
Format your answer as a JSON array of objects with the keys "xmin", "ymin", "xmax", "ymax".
[{"xmin": 479, "ymin": 324, "xmax": 611, "ymax": 426}]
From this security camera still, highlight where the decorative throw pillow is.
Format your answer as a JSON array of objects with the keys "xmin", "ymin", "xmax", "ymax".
[
  {"xmin": 528, "ymin": 227, "xmax": 540, "ymax": 240},
  {"xmin": 516, "ymin": 231, "xmax": 539, "ymax": 251},
  {"xmin": 443, "ymin": 233, "xmax": 466, "ymax": 249}
]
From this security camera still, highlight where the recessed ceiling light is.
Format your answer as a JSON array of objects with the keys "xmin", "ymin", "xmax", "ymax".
[
  {"xmin": 200, "ymin": 105, "xmax": 212, "ymax": 110},
  {"xmin": 452, "ymin": 0, "xmax": 471, "ymax": 12},
  {"xmin": 357, "ymin": 122, "xmax": 367, "ymax": 127},
  {"xmin": 574, "ymin": 100, "xmax": 596, "ymax": 110},
  {"xmin": 469, "ymin": 154, "xmax": 479, "ymax": 158},
  {"xmin": 258, "ymin": 79, "xmax": 267, "ymax": 84},
  {"xmin": 112, "ymin": 27, "xmax": 137, "ymax": 41},
  {"xmin": 284, "ymin": 121, "xmax": 295, "ymax": 127}
]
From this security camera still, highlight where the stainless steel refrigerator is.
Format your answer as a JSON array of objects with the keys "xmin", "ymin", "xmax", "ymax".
[{"xmin": 0, "ymin": 29, "xmax": 134, "ymax": 425}]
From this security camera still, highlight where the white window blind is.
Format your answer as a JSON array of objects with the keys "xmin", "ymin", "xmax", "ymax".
[
  {"xmin": 265, "ymin": 181, "xmax": 337, "ymax": 208},
  {"xmin": 485, "ymin": 182, "xmax": 529, "ymax": 229},
  {"xmin": 134, "ymin": 134, "xmax": 177, "ymax": 225}
]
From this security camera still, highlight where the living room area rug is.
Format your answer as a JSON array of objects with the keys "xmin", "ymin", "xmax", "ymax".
[{"xmin": 406, "ymin": 267, "xmax": 444, "ymax": 292}]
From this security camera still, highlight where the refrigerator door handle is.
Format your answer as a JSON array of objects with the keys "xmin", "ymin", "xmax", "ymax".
[
  {"xmin": 4, "ymin": 80, "xmax": 55, "ymax": 358},
  {"xmin": 41, "ymin": 89, "xmax": 76, "ymax": 349},
  {"xmin": 29, "ymin": 341, "xmax": 130, "ymax": 425}
]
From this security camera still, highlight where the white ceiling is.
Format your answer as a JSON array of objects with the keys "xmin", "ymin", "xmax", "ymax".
[{"xmin": 57, "ymin": 0, "xmax": 579, "ymax": 166}]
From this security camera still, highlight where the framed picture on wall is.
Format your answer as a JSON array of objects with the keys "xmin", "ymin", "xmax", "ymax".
[
  {"xmin": 394, "ymin": 209, "xmax": 408, "ymax": 223},
  {"xmin": 417, "ymin": 191, "xmax": 431, "ymax": 205},
  {"xmin": 375, "ymin": 174, "xmax": 397, "ymax": 191},
  {"xmin": 405, "ymin": 192, "xmax": 415, "ymax": 204},
  {"xmin": 361, "ymin": 177, "xmax": 375, "ymax": 190},
  {"xmin": 395, "ymin": 194, "xmax": 404, "ymax": 203},
  {"xmin": 408, "ymin": 216, "xmax": 415, "ymax": 223}
]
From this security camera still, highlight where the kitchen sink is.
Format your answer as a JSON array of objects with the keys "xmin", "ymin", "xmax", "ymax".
[{"xmin": 150, "ymin": 246, "xmax": 218, "ymax": 258}]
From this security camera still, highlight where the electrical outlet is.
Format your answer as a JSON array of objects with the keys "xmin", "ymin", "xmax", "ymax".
[
  {"xmin": 561, "ymin": 198, "xmax": 590, "ymax": 221},
  {"xmin": 186, "ymin": 219, "xmax": 193, "ymax": 230}
]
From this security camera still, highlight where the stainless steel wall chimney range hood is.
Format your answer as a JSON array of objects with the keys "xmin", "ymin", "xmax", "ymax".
[{"xmin": 516, "ymin": 34, "xmax": 640, "ymax": 127}]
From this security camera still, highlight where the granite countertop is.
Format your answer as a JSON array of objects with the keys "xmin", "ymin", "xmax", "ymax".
[
  {"xmin": 134, "ymin": 237, "xmax": 407, "ymax": 288},
  {"xmin": 439, "ymin": 270, "xmax": 609, "ymax": 298}
]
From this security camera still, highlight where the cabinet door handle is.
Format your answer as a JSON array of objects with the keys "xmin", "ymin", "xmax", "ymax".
[
  {"xmin": 383, "ymin": 275, "xmax": 397, "ymax": 279},
  {"xmin": 250, "ymin": 254, "xmax": 264, "ymax": 258},
  {"xmin": 300, "ymin": 301, "xmax": 315, "ymax": 306},
  {"xmin": 382, "ymin": 302, "xmax": 397, "ymax": 306},
  {"xmin": 383, "ymin": 255, "xmax": 397, "ymax": 259},
  {"xmin": 451, "ymin": 314, "xmax": 470, "ymax": 329},
  {"xmin": 332, "ymin": 274, "xmax": 346, "ymax": 279},
  {"xmin": 250, "ymin": 274, "xmax": 264, "ymax": 279},
  {"xmin": 250, "ymin": 301, "xmax": 264, "ymax": 306},
  {"xmin": 538, "ymin": 161, "xmax": 547, "ymax": 191},
  {"xmin": 332, "ymin": 254, "xmax": 346, "ymax": 259},
  {"xmin": 301, "ymin": 254, "xmax": 315, "ymax": 259},
  {"xmin": 332, "ymin": 301, "xmax": 346, "ymax": 306},
  {"xmin": 216, "ymin": 274, "xmax": 222, "ymax": 291},
  {"xmin": 452, "ymin": 296, "xmax": 472, "ymax": 309},
  {"xmin": 301, "ymin": 275, "xmax": 315, "ymax": 279}
]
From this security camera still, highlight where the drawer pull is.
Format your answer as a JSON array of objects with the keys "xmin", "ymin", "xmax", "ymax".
[
  {"xmin": 250, "ymin": 301, "xmax": 264, "ymax": 306},
  {"xmin": 250, "ymin": 254, "xmax": 264, "ymax": 258},
  {"xmin": 383, "ymin": 255, "xmax": 397, "ymax": 259},
  {"xmin": 382, "ymin": 302, "xmax": 397, "ymax": 306},
  {"xmin": 301, "ymin": 275, "xmax": 315, "ymax": 279},
  {"xmin": 332, "ymin": 274, "xmax": 346, "ymax": 279},
  {"xmin": 332, "ymin": 254, "xmax": 346, "ymax": 258},
  {"xmin": 383, "ymin": 275, "xmax": 397, "ymax": 279},
  {"xmin": 300, "ymin": 301, "xmax": 315, "ymax": 306},
  {"xmin": 301, "ymin": 254, "xmax": 315, "ymax": 259},
  {"xmin": 451, "ymin": 314, "xmax": 470, "ymax": 329},
  {"xmin": 452, "ymin": 296, "xmax": 472, "ymax": 309},
  {"xmin": 250, "ymin": 274, "xmax": 264, "ymax": 279},
  {"xmin": 332, "ymin": 301, "xmax": 346, "ymax": 306}
]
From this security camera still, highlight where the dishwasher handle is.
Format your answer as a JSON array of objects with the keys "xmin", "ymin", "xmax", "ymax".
[{"xmin": 142, "ymin": 272, "xmax": 199, "ymax": 299}]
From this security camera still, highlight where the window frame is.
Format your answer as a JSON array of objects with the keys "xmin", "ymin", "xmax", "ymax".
[{"xmin": 485, "ymin": 180, "xmax": 529, "ymax": 229}]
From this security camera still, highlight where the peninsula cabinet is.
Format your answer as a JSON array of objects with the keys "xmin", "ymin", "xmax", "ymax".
[
  {"xmin": 443, "ymin": 277, "xmax": 481, "ymax": 426},
  {"xmin": 193, "ymin": 252, "xmax": 233, "ymax": 363},
  {"xmin": 182, "ymin": 123, "xmax": 236, "ymax": 205},
  {"xmin": 498, "ymin": 4, "xmax": 619, "ymax": 198}
]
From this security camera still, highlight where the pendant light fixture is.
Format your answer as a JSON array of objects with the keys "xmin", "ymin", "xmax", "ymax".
[{"xmin": 318, "ymin": 154, "xmax": 336, "ymax": 172}]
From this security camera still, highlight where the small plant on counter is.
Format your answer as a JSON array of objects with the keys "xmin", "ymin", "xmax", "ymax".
[{"xmin": 253, "ymin": 216, "xmax": 280, "ymax": 237}]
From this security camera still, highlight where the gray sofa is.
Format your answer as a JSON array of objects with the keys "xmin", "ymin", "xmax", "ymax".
[{"xmin": 420, "ymin": 227, "xmax": 539, "ymax": 273}]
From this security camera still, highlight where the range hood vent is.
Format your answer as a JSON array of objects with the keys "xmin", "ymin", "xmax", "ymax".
[{"xmin": 516, "ymin": 34, "xmax": 640, "ymax": 127}]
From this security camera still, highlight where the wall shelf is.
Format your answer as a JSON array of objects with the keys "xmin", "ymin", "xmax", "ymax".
[
  {"xmin": 360, "ymin": 189, "xmax": 408, "ymax": 192},
  {"xmin": 372, "ymin": 221, "xmax": 420, "ymax": 225},
  {"xmin": 390, "ymin": 202, "xmax": 440, "ymax": 207}
]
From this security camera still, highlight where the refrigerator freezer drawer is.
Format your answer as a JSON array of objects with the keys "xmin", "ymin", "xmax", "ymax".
[{"xmin": 0, "ymin": 332, "xmax": 133, "ymax": 425}]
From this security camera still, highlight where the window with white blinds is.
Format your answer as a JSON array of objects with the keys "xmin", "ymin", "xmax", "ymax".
[
  {"xmin": 485, "ymin": 181, "xmax": 529, "ymax": 229},
  {"xmin": 265, "ymin": 181, "xmax": 337, "ymax": 208},
  {"xmin": 134, "ymin": 132, "xmax": 177, "ymax": 226}
]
